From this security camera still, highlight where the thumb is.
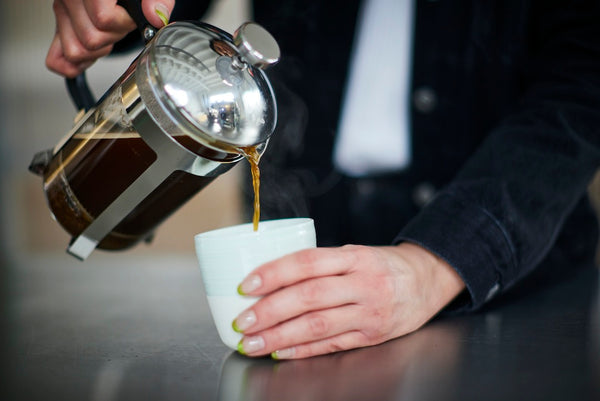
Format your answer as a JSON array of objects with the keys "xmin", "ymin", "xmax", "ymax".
[{"xmin": 141, "ymin": 0, "xmax": 176, "ymax": 27}]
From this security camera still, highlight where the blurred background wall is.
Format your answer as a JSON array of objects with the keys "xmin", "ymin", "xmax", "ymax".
[{"xmin": 0, "ymin": 0, "xmax": 252, "ymax": 261}]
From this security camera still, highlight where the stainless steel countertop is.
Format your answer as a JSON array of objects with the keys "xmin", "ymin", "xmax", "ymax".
[{"xmin": 1, "ymin": 253, "xmax": 599, "ymax": 401}]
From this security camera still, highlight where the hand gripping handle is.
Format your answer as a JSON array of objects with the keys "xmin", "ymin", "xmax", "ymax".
[{"xmin": 65, "ymin": 0, "xmax": 154, "ymax": 111}]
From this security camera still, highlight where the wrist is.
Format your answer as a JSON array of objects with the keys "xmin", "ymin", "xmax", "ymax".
[{"xmin": 396, "ymin": 242, "xmax": 466, "ymax": 312}]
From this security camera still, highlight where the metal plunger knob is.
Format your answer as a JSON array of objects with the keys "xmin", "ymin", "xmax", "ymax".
[{"xmin": 233, "ymin": 22, "xmax": 281, "ymax": 69}]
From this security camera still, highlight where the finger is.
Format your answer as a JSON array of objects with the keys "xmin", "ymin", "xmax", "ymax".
[
  {"xmin": 141, "ymin": 0, "xmax": 175, "ymax": 27},
  {"xmin": 54, "ymin": 0, "xmax": 115, "ymax": 65},
  {"xmin": 61, "ymin": 0, "xmax": 132, "ymax": 51},
  {"xmin": 83, "ymin": 0, "xmax": 136, "ymax": 32},
  {"xmin": 48, "ymin": 5, "xmax": 110, "ymax": 77},
  {"xmin": 238, "ymin": 246, "xmax": 361, "ymax": 296},
  {"xmin": 238, "ymin": 304, "xmax": 365, "ymax": 357},
  {"xmin": 272, "ymin": 331, "xmax": 374, "ymax": 360},
  {"xmin": 234, "ymin": 274, "xmax": 356, "ymax": 333},
  {"xmin": 46, "ymin": 34, "xmax": 95, "ymax": 77}
]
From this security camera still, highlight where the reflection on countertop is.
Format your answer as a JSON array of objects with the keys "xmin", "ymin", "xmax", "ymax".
[
  {"xmin": 1, "ymin": 254, "xmax": 599, "ymax": 401},
  {"xmin": 218, "ymin": 321, "xmax": 464, "ymax": 401}
]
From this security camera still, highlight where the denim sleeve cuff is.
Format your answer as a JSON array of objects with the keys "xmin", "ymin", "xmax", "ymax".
[{"xmin": 394, "ymin": 192, "xmax": 517, "ymax": 313}]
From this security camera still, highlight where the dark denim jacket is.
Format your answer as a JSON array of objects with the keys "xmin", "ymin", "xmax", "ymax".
[
  {"xmin": 400, "ymin": 0, "xmax": 600, "ymax": 310},
  {"xmin": 253, "ymin": 0, "xmax": 600, "ymax": 311},
  {"xmin": 137, "ymin": 0, "xmax": 600, "ymax": 311}
]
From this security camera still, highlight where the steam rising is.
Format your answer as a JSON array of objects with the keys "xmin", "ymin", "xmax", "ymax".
[{"xmin": 241, "ymin": 76, "xmax": 313, "ymax": 220}]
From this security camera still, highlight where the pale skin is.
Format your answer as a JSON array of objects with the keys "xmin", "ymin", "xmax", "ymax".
[
  {"xmin": 46, "ymin": 0, "xmax": 467, "ymax": 359},
  {"xmin": 234, "ymin": 243, "xmax": 465, "ymax": 359},
  {"xmin": 46, "ymin": 0, "xmax": 174, "ymax": 77}
]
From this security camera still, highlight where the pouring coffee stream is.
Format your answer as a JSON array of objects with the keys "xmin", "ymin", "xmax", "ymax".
[
  {"xmin": 240, "ymin": 145, "xmax": 263, "ymax": 232},
  {"xmin": 29, "ymin": 1, "xmax": 280, "ymax": 260}
]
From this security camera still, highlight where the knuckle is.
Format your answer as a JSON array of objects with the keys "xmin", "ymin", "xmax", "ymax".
[
  {"xmin": 45, "ymin": 52, "xmax": 58, "ymax": 70},
  {"xmin": 293, "ymin": 248, "xmax": 320, "ymax": 270},
  {"xmin": 298, "ymin": 280, "xmax": 324, "ymax": 308},
  {"xmin": 89, "ymin": 8, "xmax": 114, "ymax": 31},
  {"xmin": 62, "ymin": 43, "xmax": 85, "ymax": 62},
  {"xmin": 361, "ymin": 305, "xmax": 394, "ymax": 340},
  {"xmin": 307, "ymin": 314, "xmax": 329, "ymax": 338},
  {"xmin": 324, "ymin": 338, "xmax": 347, "ymax": 354},
  {"xmin": 296, "ymin": 338, "xmax": 346, "ymax": 359},
  {"xmin": 321, "ymin": 333, "xmax": 366, "ymax": 355},
  {"xmin": 45, "ymin": 60, "xmax": 62, "ymax": 76},
  {"xmin": 342, "ymin": 244, "xmax": 376, "ymax": 267},
  {"xmin": 343, "ymin": 243, "xmax": 372, "ymax": 257},
  {"xmin": 79, "ymin": 29, "xmax": 106, "ymax": 50}
]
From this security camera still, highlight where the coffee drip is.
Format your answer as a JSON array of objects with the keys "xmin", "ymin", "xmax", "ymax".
[{"xmin": 241, "ymin": 146, "xmax": 263, "ymax": 232}]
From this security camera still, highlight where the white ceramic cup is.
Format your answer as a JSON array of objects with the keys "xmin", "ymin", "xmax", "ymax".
[{"xmin": 195, "ymin": 218, "xmax": 316, "ymax": 350}]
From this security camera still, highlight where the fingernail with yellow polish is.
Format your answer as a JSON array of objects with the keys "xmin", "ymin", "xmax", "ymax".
[
  {"xmin": 236, "ymin": 284, "xmax": 245, "ymax": 296},
  {"xmin": 232, "ymin": 310, "xmax": 257, "ymax": 333},
  {"xmin": 238, "ymin": 274, "xmax": 262, "ymax": 295},
  {"xmin": 237, "ymin": 336, "xmax": 265, "ymax": 355},
  {"xmin": 237, "ymin": 339, "xmax": 246, "ymax": 355},
  {"xmin": 154, "ymin": 4, "xmax": 170, "ymax": 26},
  {"xmin": 271, "ymin": 347, "xmax": 295, "ymax": 360}
]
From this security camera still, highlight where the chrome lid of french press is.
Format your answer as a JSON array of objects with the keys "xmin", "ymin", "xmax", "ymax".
[{"xmin": 141, "ymin": 21, "xmax": 280, "ymax": 150}]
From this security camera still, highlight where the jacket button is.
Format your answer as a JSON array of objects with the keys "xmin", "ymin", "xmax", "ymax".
[
  {"xmin": 413, "ymin": 87, "xmax": 437, "ymax": 113},
  {"xmin": 412, "ymin": 182, "xmax": 436, "ymax": 208}
]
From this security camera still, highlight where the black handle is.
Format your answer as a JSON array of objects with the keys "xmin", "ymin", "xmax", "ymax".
[
  {"xmin": 65, "ymin": 72, "xmax": 96, "ymax": 111},
  {"xmin": 65, "ymin": 0, "xmax": 153, "ymax": 111}
]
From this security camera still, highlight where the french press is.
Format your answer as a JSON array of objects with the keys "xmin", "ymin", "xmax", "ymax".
[{"xmin": 29, "ymin": 0, "xmax": 280, "ymax": 260}]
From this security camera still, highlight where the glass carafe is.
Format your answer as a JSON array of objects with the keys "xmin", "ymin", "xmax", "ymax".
[{"xmin": 29, "ymin": 18, "xmax": 279, "ymax": 260}]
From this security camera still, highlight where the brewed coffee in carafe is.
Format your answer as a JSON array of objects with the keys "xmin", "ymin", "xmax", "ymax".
[{"xmin": 29, "ymin": 18, "xmax": 279, "ymax": 260}]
